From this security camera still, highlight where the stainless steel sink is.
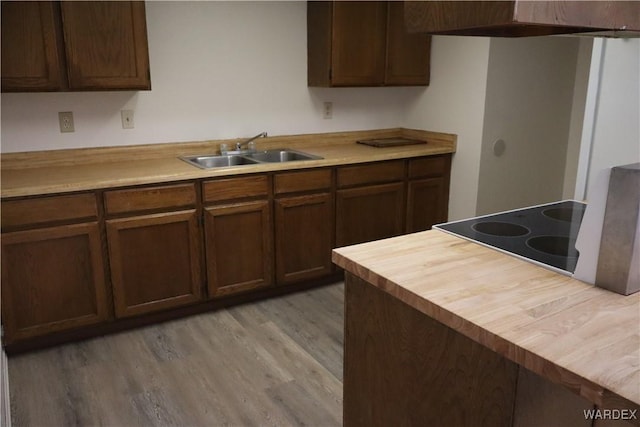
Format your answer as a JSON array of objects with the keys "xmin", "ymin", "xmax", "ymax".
[
  {"xmin": 180, "ymin": 154, "xmax": 260, "ymax": 169},
  {"xmin": 179, "ymin": 148, "xmax": 323, "ymax": 169},
  {"xmin": 244, "ymin": 149, "xmax": 323, "ymax": 163}
]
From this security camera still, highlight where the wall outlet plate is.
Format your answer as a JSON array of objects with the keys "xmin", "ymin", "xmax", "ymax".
[
  {"xmin": 323, "ymin": 102, "xmax": 333, "ymax": 119},
  {"xmin": 58, "ymin": 111, "xmax": 74, "ymax": 133},
  {"xmin": 121, "ymin": 110, "xmax": 134, "ymax": 129}
]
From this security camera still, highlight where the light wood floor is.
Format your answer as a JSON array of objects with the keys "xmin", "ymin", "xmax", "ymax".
[{"xmin": 8, "ymin": 282, "xmax": 344, "ymax": 427}]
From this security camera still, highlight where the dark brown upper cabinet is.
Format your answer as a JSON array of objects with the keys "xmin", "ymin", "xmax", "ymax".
[
  {"xmin": 1, "ymin": 1, "xmax": 151, "ymax": 92},
  {"xmin": 308, "ymin": 1, "xmax": 431, "ymax": 87},
  {"xmin": 404, "ymin": 1, "xmax": 640, "ymax": 37}
]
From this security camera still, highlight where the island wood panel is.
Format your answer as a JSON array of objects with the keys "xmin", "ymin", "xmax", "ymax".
[
  {"xmin": 344, "ymin": 272, "xmax": 518, "ymax": 426},
  {"xmin": 513, "ymin": 368, "xmax": 593, "ymax": 427},
  {"xmin": 106, "ymin": 210, "xmax": 202, "ymax": 318}
]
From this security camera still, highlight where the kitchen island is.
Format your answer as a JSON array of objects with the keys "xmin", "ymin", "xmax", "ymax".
[{"xmin": 332, "ymin": 230, "xmax": 639, "ymax": 427}]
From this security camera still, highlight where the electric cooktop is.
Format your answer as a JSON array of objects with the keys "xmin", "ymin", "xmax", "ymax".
[{"xmin": 434, "ymin": 200, "xmax": 586, "ymax": 275}]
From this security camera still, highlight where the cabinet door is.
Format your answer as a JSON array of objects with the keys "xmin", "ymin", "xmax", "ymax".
[
  {"xmin": 106, "ymin": 210, "xmax": 202, "ymax": 318},
  {"xmin": 331, "ymin": 1, "xmax": 387, "ymax": 86},
  {"xmin": 385, "ymin": 2, "xmax": 431, "ymax": 86},
  {"xmin": 336, "ymin": 182, "xmax": 405, "ymax": 247},
  {"xmin": 406, "ymin": 177, "xmax": 449, "ymax": 233},
  {"xmin": 60, "ymin": 1, "xmax": 150, "ymax": 90},
  {"xmin": 205, "ymin": 201, "xmax": 273, "ymax": 297},
  {"xmin": 1, "ymin": 1, "xmax": 63, "ymax": 92},
  {"xmin": 1, "ymin": 223, "xmax": 108, "ymax": 343},
  {"xmin": 275, "ymin": 193, "xmax": 334, "ymax": 284}
]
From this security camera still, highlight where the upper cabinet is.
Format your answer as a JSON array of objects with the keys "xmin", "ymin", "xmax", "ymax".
[
  {"xmin": 60, "ymin": 1, "xmax": 151, "ymax": 90},
  {"xmin": 404, "ymin": 1, "xmax": 640, "ymax": 37},
  {"xmin": 308, "ymin": 1, "xmax": 431, "ymax": 87},
  {"xmin": 1, "ymin": 2, "xmax": 63, "ymax": 92},
  {"xmin": 1, "ymin": 1, "xmax": 151, "ymax": 92}
]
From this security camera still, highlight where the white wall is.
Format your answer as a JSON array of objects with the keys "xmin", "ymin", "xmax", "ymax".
[
  {"xmin": 405, "ymin": 36, "xmax": 491, "ymax": 220},
  {"xmin": 3, "ymin": 1, "xmax": 622, "ymax": 222},
  {"xmin": 1, "ymin": 1, "xmax": 488, "ymax": 220},
  {"xmin": 476, "ymin": 36, "xmax": 581, "ymax": 215},
  {"xmin": 583, "ymin": 38, "xmax": 640, "ymax": 200},
  {"xmin": 0, "ymin": 1, "xmax": 425, "ymax": 153},
  {"xmin": 562, "ymin": 38, "xmax": 593, "ymax": 199}
]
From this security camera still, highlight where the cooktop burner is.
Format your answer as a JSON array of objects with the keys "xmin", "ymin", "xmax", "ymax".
[{"xmin": 434, "ymin": 200, "xmax": 586, "ymax": 275}]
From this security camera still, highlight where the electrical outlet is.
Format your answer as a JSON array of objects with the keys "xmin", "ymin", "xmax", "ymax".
[
  {"xmin": 323, "ymin": 102, "xmax": 333, "ymax": 119},
  {"xmin": 121, "ymin": 110, "xmax": 135, "ymax": 129},
  {"xmin": 58, "ymin": 111, "xmax": 74, "ymax": 133}
]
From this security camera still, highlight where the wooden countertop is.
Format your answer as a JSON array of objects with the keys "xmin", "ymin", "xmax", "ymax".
[
  {"xmin": 332, "ymin": 230, "xmax": 640, "ymax": 409},
  {"xmin": 1, "ymin": 128, "xmax": 455, "ymax": 198}
]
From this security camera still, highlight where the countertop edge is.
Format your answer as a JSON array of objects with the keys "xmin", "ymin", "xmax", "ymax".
[{"xmin": 1, "ymin": 128, "xmax": 456, "ymax": 198}]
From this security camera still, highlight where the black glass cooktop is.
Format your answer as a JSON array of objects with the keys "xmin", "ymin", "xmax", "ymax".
[{"xmin": 434, "ymin": 200, "xmax": 586, "ymax": 275}]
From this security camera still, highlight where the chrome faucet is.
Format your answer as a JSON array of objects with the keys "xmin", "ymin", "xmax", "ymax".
[{"xmin": 235, "ymin": 131, "xmax": 267, "ymax": 152}]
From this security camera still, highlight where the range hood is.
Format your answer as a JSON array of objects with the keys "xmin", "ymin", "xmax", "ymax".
[{"xmin": 404, "ymin": 1, "xmax": 640, "ymax": 38}]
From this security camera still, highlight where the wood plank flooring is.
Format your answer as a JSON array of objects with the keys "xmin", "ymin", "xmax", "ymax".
[{"xmin": 8, "ymin": 282, "xmax": 344, "ymax": 427}]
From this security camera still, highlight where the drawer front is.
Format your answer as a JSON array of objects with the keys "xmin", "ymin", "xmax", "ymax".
[
  {"xmin": 104, "ymin": 183, "xmax": 196, "ymax": 215},
  {"xmin": 274, "ymin": 169, "xmax": 332, "ymax": 195},
  {"xmin": 2, "ymin": 193, "xmax": 97, "ymax": 229},
  {"xmin": 408, "ymin": 155, "xmax": 451, "ymax": 179},
  {"xmin": 203, "ymin": 175, "xmax": 269, "ymax": 203},
  {"xmin": 337, "ymin": 160, "xmax": 405, "ymax": 188}
]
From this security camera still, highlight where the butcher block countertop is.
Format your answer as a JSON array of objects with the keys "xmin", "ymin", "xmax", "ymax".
[
  {"xmin": 332, "ymin": 230, "xmax": 640, "ymax": 409},
  {"xmin": 0, "ymin": 128, "xmax": 455, "ymax": 198}
]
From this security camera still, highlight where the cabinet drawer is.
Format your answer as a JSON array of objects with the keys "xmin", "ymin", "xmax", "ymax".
[
  {"xmin": 203, "ymin": 175, "xmax": 270, "ymax": 203},
  {"xmin": 104, "ymin": 183, "xmax": 196, "ymax": 215},
  {"xmin": 408, "ymin": 155, "xmax": 451, "ymax": 179},
  {"xmin": 337, "ymin": 160, "xmax": 405, "ymax": 188},
  {"xmin": 275, "ymin": 169, "xmax": 332, "ymax": 195},
  {"xmin": 2, "ymin": 193, "xmax": 97, "ymax": 229}
]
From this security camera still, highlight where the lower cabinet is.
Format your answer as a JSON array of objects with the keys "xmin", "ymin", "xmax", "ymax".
[
  {"xmin": 274, "ymin": 169, "xmax": 334, "ymax": 284},
  {"xmin": 202, "ymin": 175, "xmax": 273, "ymax": 297},
  {"xmin": 336, "ymin": 182, "xmax": 405, "ymax": 247},
  {"xmin": 0, "ymin": 154, "xmax": 453, "ymax": 347},
  {"xmin": 406, "ymin": 155, "xmax": 452, "ymax": 232},
  {"xmin": 406, "ymin": 177, "xmax": 449, "ymax": 232},
  {"xmin": 336, "ymin": 160, "xmax": 406, "ymax": 247},
  {"xmin": 104, "ymin": 183, "xmax": 202, "ymax": 318},
  {"xmin": 106, "ymin": 210, "xmax": 202, "ymax": 318},
  {"xmin": 204, "ymin": 201, "xmax": 273, "ymax": 297},
  {"xmin": 1, "ymin": 194, "xmax": 109, "ymax": 344}
]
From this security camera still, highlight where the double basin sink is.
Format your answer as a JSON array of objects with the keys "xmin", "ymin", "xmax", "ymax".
[{"xmin": 180, "ymin": 148, "xmax": 323, "ymax": 169}]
